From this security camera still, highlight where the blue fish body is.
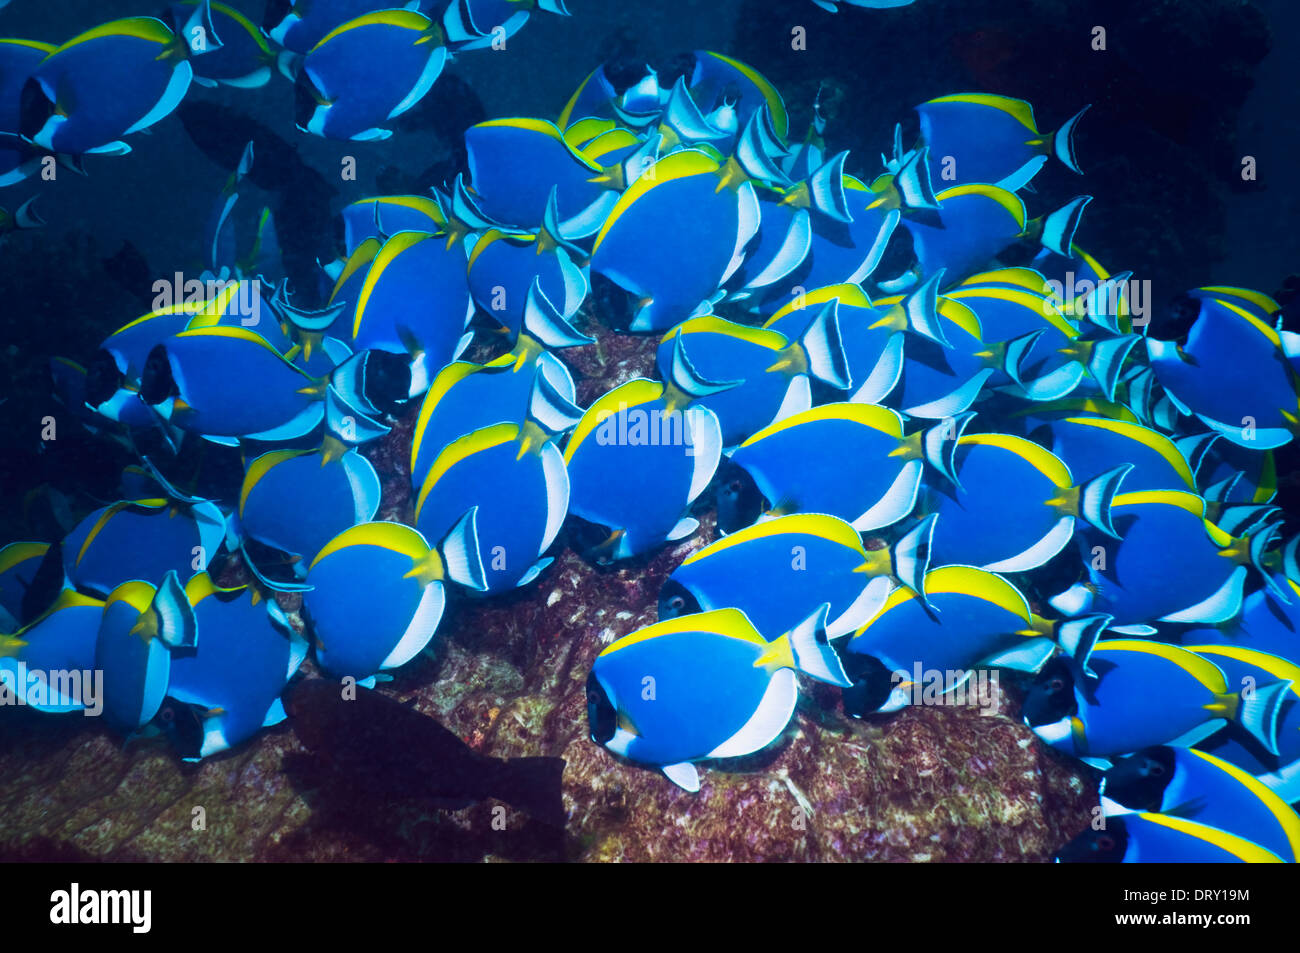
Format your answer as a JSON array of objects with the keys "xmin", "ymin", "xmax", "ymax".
[
  {"xmin": 62, "ymin": 500, "xmax": 225, "ymax": 597},
  {"xmin": 169, "ymin": 1, "xmax": 275, "ymax": 87},
  {"xmin": 305, "ymin": 518, "xmax": 483, "ymax": 679},
  {"xmin": 0, "ymin": 39, "xmax": 56, "ymax": 183},
  {"xmin": 729, "ymin": 403, "xmax": 924, "ymax": 531},
  {"xmin": 467, "ymin": 229, "xmax": 587, "ymax": 337},
  {"xmin": 239, "ymin": 444, "xmax": 381, "ymax": 568},
  {"xmin": 29, "ymin": 18, "xmax": 192, "ymax": 155},
  {"xmin": 166, "ymin": 575, "xmax": 307, "ymax": 757},
  {"xmin": 563, "ymin": 379, "xmax": 721, "ymax": 559},
  {"xmin": 302, "ymin": 10, "xmax": 446, "ymax": 141},
  {"xmin": 902, "ymin": 185, "xmax": 1026, "ymax": 283},
  {"xmin": 341, "ymin": 195, "xmax": 444, "ymax": 255},
  {"xmin": 1046, "ymin": 416, "xmax": 1196, "ymax": 493},
  {"xmin": 1058, "ymin": 812, "xmax": 1282, "ymax": 863},
  {"xmin": 0, "ymin": 542, "xmax": 50, "ymax": 631},
  {"xmin": 591, "ymin": 149, "xmax": 757, "ymax": 332},
  {"xmin": 662, "ymin": 514, "xmax": 883, "ymax": 641},
  {"xmin": 415, "ymin": 423, "xmax": 566, "ymax": 592},
  {"xmin": 0, "ymin": 591, "xmax": 102, "ymax": 712}
]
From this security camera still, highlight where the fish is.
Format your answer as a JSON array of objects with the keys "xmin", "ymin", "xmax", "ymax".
[
  {"xmin": 590, "ymin": 148, "xmax": 758, "ymax": 332},
  {"xmin": 1040, "ymin": 416, "xmax": 1197, "ymax": 494},
  {"xmin": 0, "ymin": 540, "xmax": 56, "ymax": 633},
  {"xmin": 656, "ymin": 299, "xmax": 849, "ymax": 448},
  {"xmin": 464, "ymin": 117, "xmax": 616, "ymax": 234},
  {"xmin": 442, "ymin": 0, "xmax": 570, "ymax": 52},
  {"xmin": 466, "ymin": 194, "xmax": 589, "ymax": 338},
  {"xmin": 914, "ymin": 94, "xmax": 1088, "ymax": 192},
  {"xmin": 1146, "ymin": 295, "xmax": 1300, "ymax": 449},
  {"xmin": 266, "ymin": 0, "xmax": 415, "ymax": 54},
  {"xmin": 810, "ymin": 0, "xmax": 915, "ymax": 11},
  {"xmin": 924, "ymin": 432, "xmax": 1130, "ymax": 572},
  {"xmin": 725, "ymin": 402, "xmax": 962, "ymax": 532},
  {"xmin": 237, "ymin": 437, "xmax": 382, "ymax": 581},
  {"xmin": 168, "ymin": 1, "xmax": 276, "ymax": 88},
  {"xmin": 1100, "ymin": 746, "xmax": 1300, "ymax": 863},
  {"xmin": 304, "ymin": 514, "xmax": 486, "ymax": 680},
  {"xmin": 344, "ymin": 228, "xmax": 474, "ymax": 392},
  {"xmin": 563, "ymin": 332, "xmax": 730, "ymax": 562},
  {"xmin": 95, "ymin": 572, "xmax": 195, "ymax": 731},
  {"xmin": 1052, "ymin": 490, "xmax": 1274, "ymax": 628},
  {"xmin": 297, "ymin": 9, "xmax": 447, "ymax": 142},
  {"xmin": 23, "ymin": 17, "xmax": 193, "ymax": 156},
  {"xmin": 413, "ymin": 373, "xmax": 579, "ymax": 592},
  {"xmin": 0, "ymin": 589, "xmax": 103, "ymax": 713},
  {"xmin": 660, "ymin": 512, "xmax": 902, "ymax": 642},
  {"xmin": 1025, "ymin": 641, "xmax": 1289, "ymax": 764},
  {"xmin": 1181, "ymin": 574, "xmax": 1300, "ymax": 663},
  {"xmin": 1186, "ymin": 645, "xmax": 1300, "ymax": 801},
  {"xmin": 0, "ymin": 39, "xmax": 57, "ymax": 185},
  {"xmin": 1056, "ymin": 813, "xmax": 1282, "ymax": 863},
  {"xmin": 141, "ymin": 326, "xmax": 327, "ymax": 443},
  {"xmin": 0, "ymin": 196, "xmax": 41, "ymax": 234},
  {"xmin": 899, "ymin": 185, "xmax": 1090, "ymax": 288},
  {"xmin": 410, "ymin": 281, "xmax": 588, "ymax": 486},
  {"xmin": 60, "ymin": 498, "xmax": 226, "ymax": 597},
  {"xmin": 283, "ymin": 677, "xmax": 567, "ymax": 827},
  {"xmin": 587, "ymin": 605, "xmax": 851, "ymax": 791},
  {"xmin": 841, "ymin": 566, "xmax": 1061, "ymax": 714}
]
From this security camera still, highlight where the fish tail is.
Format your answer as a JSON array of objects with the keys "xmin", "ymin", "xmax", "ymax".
[
  {"xmin": 11, "ymin": 196, "xmax": 43, "ymax": 230},
  {"xmin": 1230, "ymin": 679, "xmax": 1292, "ymax": 756},
  {"xmin": 794, "ymin": 299, "xmax": 850, "ymax": 389},
  {"xmin": 785, "ymin": 604, "xmax": 852, "ymax": 686},
  {"xmin": 1035, "ymin": 195, "xmax": 1091, "ymax": 257},
  {"xmin": 900, "ymin": 268, "xmax": 947, "ymax": 345},
  {"xmin": 495, "ymin": 755, "xmax": 567, "ymax": 828},
  {"xmin": 439, "ymin": 506, "xmax": 488, "ymax": 591},
  {"xmin": 893, "ymin": 146, "xmax": 940, "ymax": 210},
  {"xmin": 919, "ymin": 410, "xmax": 974, "ymax": 485},
  {"xmin": 1076, "ymin": 463, "xmax": 1132, "ymax": 538},
  {"xmin": 1052, "ymin": 105, "xmax": 1090, "ymax": 174},
  {"xmin": 890, "ymin": 513, "xmax": 937, "ymax": 601},
  {"xmin": 665, "ymin": 329, "xmax": 739, "ymax": 401},
  {"xmin": 1086, "ymin": 333, "xmax": 1140, "ymax": 402}
]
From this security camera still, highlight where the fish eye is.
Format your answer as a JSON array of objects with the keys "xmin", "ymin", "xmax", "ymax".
[
  {"xmin": 727, "ymin": 479, "xmax": 743, "ymax": 493},
  {"xmin": 1048, "ymin": 677, "xmax": 1064, "ymax": 692},
  {"xmin": 668, "ymin": 595, "xmax": 685, "ymax": 610},
  {"xmin": 160, "ymin": 706, "xmax": 174, "ymax": 723},
  {"xmin": 1095, "ymin": 835, "xmax": 1115, "ymax": 852}
]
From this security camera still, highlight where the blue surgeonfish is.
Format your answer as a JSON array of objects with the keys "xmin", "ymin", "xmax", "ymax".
[
  {"xmin": 766, "ymin": 288, "xmax": 893, "ymax": 401},
  {"xmin": 346, "ymin": 228, "xmax": 474, "ymax": 392},
  {"xmin": 656, "ymin": 301, "xmax": 849, "ymax": 447},
  {"xmin": 466, "ymin": 196, "xmax": 589, "ymax": 338},
  {"xmin": 304, "ymin": 515, "xmax": 486, "ymax": 680},
  {"xmin": 1186, "ymin": 645, "xmax": 1300, "ymax": 799},
  {"xmin": 298, "ymin": 10, "xmax": 446, "ymax": 141},
  {"xmin": 1099, "ymin": 746, "xmax": 1300, "ymax": 863},
  {"xmin": 586, "ymin": 605, "xmax": 851, "ymax": 791},
  {"xmin": 1056, "ymin": 812, "xmax": 1282, "ymax": 863},
  {"xmin": 900, "ymin": 185, "xmax": 1090, "ymax": 287},
  {"xmin": 1182, "ymin": 575, "xmax": 1300, "ymax": 662},
  {"xmin": 591, "ymin": 149, "xmax": 758, "ymax": 332},
  {"xmin": 340, "ymin": 194, "xmax": 445, "ymax": 255},
  {"xmin": 0, "ymin": 39, "xmax": 57, "ymax": 185},
  {"xmin": 1053, "ymin": 490, "xmax": 1274, "ymax": 628},
  {"xmin": 727, "ymin": 403, "xmax": 965, "ymax": 531},
  {"xmin": 1146, "ymin": 295, "xmax": 1300, "ymax": 449},
  {"xmin": 1024, "ymin": 641, "xmax": 1288, "ymax": 764},
  {"xmin": 166, "ymin": 573, "xmax": 307, "ymax": 758},
  {"xmin": 143, "ymin": 326, "xmax": 327, "ymax": 442},
  {"xmin": 842, "ymin": 566, "xmax": 1063, "ymax": 714},
  {"xmin": 0, "ymin": 590, "xmax": 104, "ymax": 713},
  {"xmin": 61, "ymin": 499, "xmax": 226, "ymax": 597},
  {"xmin": 95, "ymin": 572, "xmax": 196, "ymax": 732},
  {"xmin": 266, "ymin": 0, "xmax": 414, "ymax": 53},
  {"xmin": 238, "ymin": 437, "xmax": 382, "ymax": 579},
  {"xmin": 25, "ymin": 18, "xmax": 193, "ymax": 156},
  {"xmin": 409, "ymin": 280, "xmax": 589, "ymax": 486},
  {"xmin": 414, "ymin": 374, "xmax": 580, "ymax": 592},
  {"xmin": 1041, "ymin": 416, "xmax": 1197, "ymax": 493},
  {"xmin": 924, "ymin": 433, "xmax": 1130, "ymax": 572},
  {"xmin": 563, "ymin": 334, "xmax": 731, "ymax": 562},
  {"xmin": 660, "ymin": 513, "xmax": 905, "ymax": 641},
  {"xmin": 915, "ymin": 94, "xmax": 1087, "ymax": 193},
  {"xmin": 464, "ymin": 117, "xmax": 615, "ymax": 233},
  {"xmin": 0, "ymin": 541, "xmax": 54, "ymax": 633},
  {"xmin": 168, "ymin": 1, "xmax": 276, "ymax": 88},
  {"xmin": 443, "ymin": 0, "xmax": 569, "ymax": 52}
]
